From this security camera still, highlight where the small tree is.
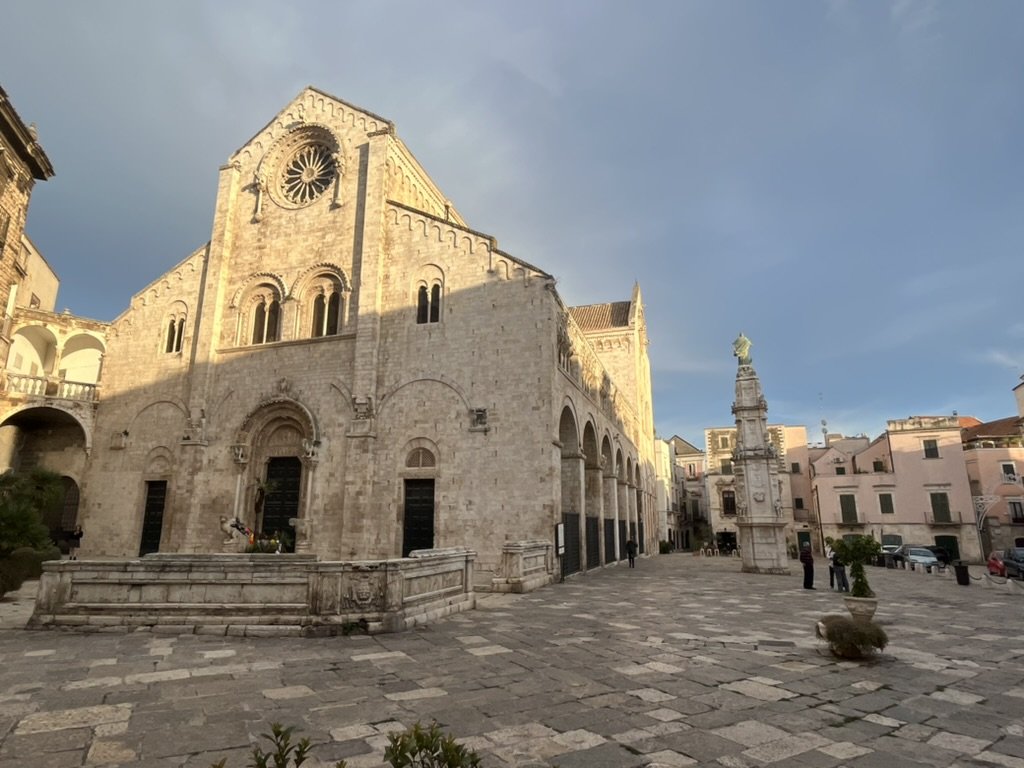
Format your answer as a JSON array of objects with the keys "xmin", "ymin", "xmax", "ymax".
[
  {"xmin": 0, "ymin": 469, "xmax": 63, "ymax": 555},
  {"xmin": 826, "ymin": 535, "xmax": 882, "ymax": 598}
]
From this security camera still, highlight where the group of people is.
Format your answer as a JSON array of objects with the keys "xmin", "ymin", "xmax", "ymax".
[{"xmin": 798, "ymin": 541, "xmax": 849, "ymax": 591}]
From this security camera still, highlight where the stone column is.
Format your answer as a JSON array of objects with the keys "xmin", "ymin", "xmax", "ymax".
[{"xmin": 604, "ymin": 473, "xmax": 619, "ymax": 561}]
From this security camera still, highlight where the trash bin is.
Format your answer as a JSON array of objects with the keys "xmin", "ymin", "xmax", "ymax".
[{"xmin": 953, "ymin": 561, "xmax": 970, "ymax": 586}]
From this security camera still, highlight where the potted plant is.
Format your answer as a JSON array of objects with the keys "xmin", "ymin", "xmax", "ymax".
[{"xmin": 826, "ymin": 535, "xmax": 882, "ymax": 620}]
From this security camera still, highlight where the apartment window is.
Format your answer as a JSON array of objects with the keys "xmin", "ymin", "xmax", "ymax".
[
  {"xmin": 930, "ymin": 492, "xmax": 951, "ymax": 523},
  {"xmin": 29, "ymin": 293, "xmax": 40, "ymax": 309},
  {"xmin": 687, "ymin": 463, "xmax": 696, "ymax": 478},
  {"xmin": 794, "ymin": 497, "xmax": 804, "ymax": 510},
  {"xmin": 722, "ymin": 490, "xmax": 736, "ymax": 515},
  {"xmin": 879, "ymin": 493, "xmax": 894, "ymax": 515},
  {"xmin": 872, "ymin": 459, "xmax": 885, "ymax": 472},
  {"xmin": 923, "ymin": 439, "xmax": 939, "ymax": 459},
  {"xmin": 1002, "ymin": 463, "xmax": 1017, "ymax": 481},
  {"xmin": 718, "ymin": 435, "xmax": 730, "ymax": 450},
  {"xmin": 835, "ymin": 466, "xmax": 846, "ymax": 476},
  {"xmin": 839, "ymin": 494, "xmax": 858, "ymax": 524},
  {"xmin": 1009, "ymin": 500, "xmax": 1024, "ymax": 523},
  {"xmin": 790, "ymin": 462, "xmax": 800, "ymax": 474},
  {"xmin": 720, "ymin": 460, "xmax": 733, "ymax": 475}
]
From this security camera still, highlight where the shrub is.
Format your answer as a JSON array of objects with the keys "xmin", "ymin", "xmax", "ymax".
[
  {"xmin": 9, "ymin": 546, "xmax": 61, "ymax": 579},
  {"xmin": 385, "ymin": 722, "xmax": 481, "ymax": 768},
  {"xmin": 209, "ymin": 723, "xmax": 345, "ymax": 768},
  {"xmin": 0, "ymin": 469, "xmax": 63, "ymax": 555},
  {"xmin": 210, "ymin": 721, "xmax": 481, "ymax": 768},
  {"xmin": 816, "ymin": 614, "xmax": 888, "ymax": 659},
  {"xmin": 658, "ymin": 540, "xmax": 673, "ymax": 554}
]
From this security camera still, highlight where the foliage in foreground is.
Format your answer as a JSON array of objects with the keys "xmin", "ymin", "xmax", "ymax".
[
  {"xmin": 0, "ymin": 545, "xmax": 62, "ymax": 598},
  {"xmin": 0, "ymin": 468, "xmax": 63, "ymax": 555},
  {"xmin": 816, "ymin": 614, "xmax": 888, "ymax": 659},
  {"xmin": 385, "ymin": 722, "xmax": 481, "ymax": 768},
  {"xmin": 211, "ymin": 721, "xmax": 483, "ymax": 768}
]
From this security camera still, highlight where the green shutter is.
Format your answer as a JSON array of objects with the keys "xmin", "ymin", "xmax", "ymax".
[
  {"xmin": 930, "ymin": 492, "xmax": 951, "ymax": 523},
  {"xmin": 840, "ymin": 494, "xmax": 858, "ymax": 523},
  {"xmin": 879, "ymin": 494, "xmax": 894, "ymax": 515}
]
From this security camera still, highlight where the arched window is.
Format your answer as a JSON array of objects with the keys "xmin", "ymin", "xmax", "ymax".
[
  {"xmin": 252, "ymin": 297, "xmax": 280, "ymax": 344},
  {"xmin": 406, "ymin": 447, "xmax": 436, "ymax": 468},
  {"xmin": 416, "ymin": 282, "xmax": 442, "ymax": 325},
  {"xmin": 163, "ymin": 306, "xmax": 188, "ymax": 354},
  {"xmin": 311, "ymin": 288, "xmax": 343, "ymax": 337}
]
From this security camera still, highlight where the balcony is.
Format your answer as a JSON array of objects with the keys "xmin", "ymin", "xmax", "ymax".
[
  {"xmin": 838, "ymin": 517, "xmax": 865, "ymax": 528},
  {"xmin": 3, "ymin": 372, "xmax": 98, "ymax": 403},
  {"xmin": 926, "ymin": 509, "xmax": 963, "ymax": 526}
]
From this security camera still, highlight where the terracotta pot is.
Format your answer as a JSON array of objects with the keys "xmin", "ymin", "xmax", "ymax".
[{"xmin": 843, "ymin": 596, "xmax": 878, "ymax": 621}]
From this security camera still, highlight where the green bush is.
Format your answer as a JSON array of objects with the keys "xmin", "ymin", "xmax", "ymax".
[
  {"xmin": 385, "ymin": 722, "xmax": 481, "ymax": 768},
  {"xmin": 658, "ymin": 540, "xmax": 673, "ymax": 554},
  {"xmin": 0, "ymin": 469, "xmax": 63, "ymax": 555},
  {"xmin": 209, "ymin": 723, "xmax": 345, "ymax": 768},
  {"xmin": 9, "ymin": 546, "xmax": 61, "ymax": 579},
  {"xmin": 210, "ymin": 721, "xmax": 481, "ymax": 768},
  {"xmin": 816, "ymin": 614, "xmax": 888, "ymax": 659}
]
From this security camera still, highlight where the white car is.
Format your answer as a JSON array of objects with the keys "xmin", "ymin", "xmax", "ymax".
[{"xmin": 904, "ymin": 547, "xmax": 940, "ymax": 569}]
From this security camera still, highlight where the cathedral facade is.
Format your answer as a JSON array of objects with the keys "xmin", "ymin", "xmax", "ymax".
[{"xmin": 75, "ymin": 88, "xmax": 656, "ymax": 587}]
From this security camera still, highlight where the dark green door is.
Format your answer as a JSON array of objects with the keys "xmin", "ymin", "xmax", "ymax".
[
  {"xmin": 934, "ymin": 535, "xmax": 960, "ymax": 561},
  {"xmin": 262, "ymin": 457, "xmax": 301, "ymax": 552},
  {"xmin": 139, "ymin": 481, "xmax": 167, "ymax": 556},
  {"xmin": 403, "ymin": 479, "xmax": 435, "ymax": 557}
]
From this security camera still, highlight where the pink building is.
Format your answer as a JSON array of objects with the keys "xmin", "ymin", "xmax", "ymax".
[
  {"xmin": 811, "ymin": 417, "xmax": 980, "ymax": 562},
  {"xmin": 961, "ymin": 378, "xmax": 1024, "ymax": 553}
]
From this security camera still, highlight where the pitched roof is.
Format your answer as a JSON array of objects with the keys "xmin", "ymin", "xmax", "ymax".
[
  {"xmin": 569, "ymin": 301, "xmax": 631, "ymax": 332},
  {"xmin": 961, "ymin": 415, "xmax": 1024, "ymax": 442}
]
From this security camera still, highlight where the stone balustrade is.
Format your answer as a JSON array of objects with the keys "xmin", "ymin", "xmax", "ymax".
[
  {"xmin": 490, "ymin": 539, "xmax": 553, "ymax": 593},
  {"xmin": 29, "ymin": 550, "xmax": 476, "ymax": 636}
]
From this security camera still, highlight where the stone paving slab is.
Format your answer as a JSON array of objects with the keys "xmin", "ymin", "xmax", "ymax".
[{"xmin": 1, "ymin": 556, "xmax": 1023, "ymax": 767}]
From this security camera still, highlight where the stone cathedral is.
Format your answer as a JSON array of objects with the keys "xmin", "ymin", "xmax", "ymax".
[{"xmin": 55, "ymin": 87, "xmax": 657, "ymax": 589}]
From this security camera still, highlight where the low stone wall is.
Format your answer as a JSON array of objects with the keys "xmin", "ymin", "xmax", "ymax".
[
  {"xmin": 28, "ymin": 550, "xmax": 476, "ymax": 636},
  {"xmin": 490, "ymin": 540, "xmax": 553, "ymax": 593}
]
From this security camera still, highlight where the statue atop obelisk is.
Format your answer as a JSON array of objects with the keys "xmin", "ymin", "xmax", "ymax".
[{"xmin": 730, "ymin": 334, "xmax": 789, "ymax": 574}]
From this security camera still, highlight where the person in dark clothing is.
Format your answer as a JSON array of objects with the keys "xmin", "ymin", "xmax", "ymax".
[
  {"xmin": 832, "ymin": 550, "xmax": 850, "ymax": 592},
  {"xmin": 68, "ymin": 525, "xmax": 83, "ymax": 560},
  {"xmin": 626, "ymin": 538, "xmax": 638, "ymax": 568},
  {"xmin": 799, "ymin": 542, "xmax": 814, "ymax": 589}
]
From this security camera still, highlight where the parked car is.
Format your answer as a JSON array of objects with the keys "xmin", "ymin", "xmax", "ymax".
[
  {"xmin": 903, "ymin": 547, "xmax": 941, "ymax": 570},
  {"xmin": 1002, "ymin": 547, "xmax": 1024, "ymax": 579},
  {"xmin": 925, "ymin": 545, "xmax": 951, "ymax": 565},
  {"xmin": 987, "ymin": 550, "xmax": 1007, "ymax": 577},
  {"xmin": 881, "ymin": 544, "xmax": 905, "ymax": 565}
]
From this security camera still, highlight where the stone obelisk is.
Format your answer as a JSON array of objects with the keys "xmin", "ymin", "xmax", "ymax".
[{"xmin": 731, "ymin": 334, "xmax": 789, "ymax": 574}]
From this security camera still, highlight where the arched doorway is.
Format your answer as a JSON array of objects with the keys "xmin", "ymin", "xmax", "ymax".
[
  {"xmin": 237, "ymin": 398, "xmax": 318, "ymax": 554},
  {"xmin": 559, "ymin": 406, "xmax": 582, "ymax": 578}
]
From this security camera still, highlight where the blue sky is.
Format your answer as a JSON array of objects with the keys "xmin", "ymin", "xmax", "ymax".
[{"xmin": 2, "ymin": 1, "xmax": 1022, "ymax": 446}]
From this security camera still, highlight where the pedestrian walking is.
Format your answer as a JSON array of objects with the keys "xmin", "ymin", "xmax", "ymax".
[
  {"xmin": 799, "ymin": 542, "xmax": 814, "ymax": 589},
  {"xmin": 626, "ymin": 538, "xmax": 638, "ymax": 568}
]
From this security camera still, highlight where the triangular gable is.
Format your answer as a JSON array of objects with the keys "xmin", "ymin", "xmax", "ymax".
[{"xmin": 229, "ymin": 86, "xmax": 394, "ymax": 163}]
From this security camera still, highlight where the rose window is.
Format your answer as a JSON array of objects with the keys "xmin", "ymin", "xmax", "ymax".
[{"xmin": 280, "ymin": 144, "xmax": 336, "ymax": 205}]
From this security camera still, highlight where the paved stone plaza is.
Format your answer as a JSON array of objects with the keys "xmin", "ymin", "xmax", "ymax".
[{"xmin": 1, "ymin": 555, "xmax": 1023, "ymax": 768}]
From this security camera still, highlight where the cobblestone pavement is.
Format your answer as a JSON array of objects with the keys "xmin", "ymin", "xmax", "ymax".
[{"xmin": 1, "ymin": 556, "xmax": 1023, "ymax": 768}]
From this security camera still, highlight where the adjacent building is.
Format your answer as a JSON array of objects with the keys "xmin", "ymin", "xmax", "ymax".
[
  {"xmin": 962, "ymin": 378, "xmax": 1024, "ymax": 553},
  {"xmin": 810, "ymin": 417, "xmax": 980, "ymax": 561}
]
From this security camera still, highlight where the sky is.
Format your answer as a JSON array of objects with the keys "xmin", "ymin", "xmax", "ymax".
[{"xmin": 2, "ymin": 1, "xmax": 1022, "ymax": 447}]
